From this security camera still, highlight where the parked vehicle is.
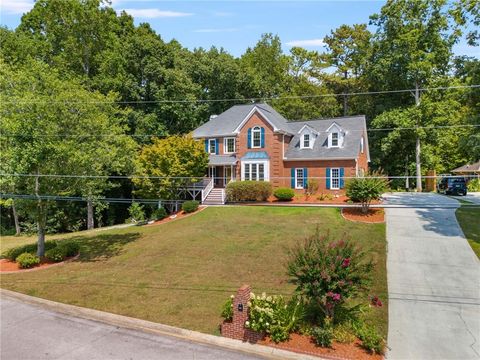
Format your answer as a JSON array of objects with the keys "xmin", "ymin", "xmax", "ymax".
[{"xmin": 437, "ymin": 176, "xmax": 467, "ymax": 196}]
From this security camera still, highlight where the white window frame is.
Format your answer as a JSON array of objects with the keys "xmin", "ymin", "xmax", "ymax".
[
  {"xmin": 303, "ymin": 134, "xmax": 310, "ymax": 149},
  {"xmin": 251, "ymin": 126, "xmax": 261, "ymax": 148},
  {"xmin": 331, "ymin": 132, "xmax": 339, "ymax": 147},
  {"xmin": 295, "ymin": 168, "xmax": 305, "ymax": 189},
  {"xmin": 208, "ymin": 139, "xmax": 216, "ymax": 154},
  {"xmin": 224, "ymin": 137, "xmax": 235, "ymax": 154},
  {"xmin": 331, "ymin": 167, "xmax": 340, "ymax": 190},
  {"xmin": 241, "ymin": 160, "xmax": 269, "ymax": 181}
]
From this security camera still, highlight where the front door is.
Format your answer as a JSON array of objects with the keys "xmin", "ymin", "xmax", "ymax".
[{"xmin": 224, "ymin": 166, "xmax": 232, "ymax": 187}]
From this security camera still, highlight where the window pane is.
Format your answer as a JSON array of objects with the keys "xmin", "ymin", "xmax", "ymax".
[
  {"xmin": 331, "ymin": 168, "xmax": 339, "ymax": 188},
  {"xmin": 296, "ymin": 168, "xmax": 304, "ymax": 188},
  {"xmin": 252, "ymin": 163, "xmax": 257, "ymax": 180},
  {"xmin": 228, "ymin": 138, "xmax": 234, "ymax": 152},
  {"xmin": 304, "ymin": 134, "xmax": 310, "ymax": 148},
  {"xmin": 259, "ymin": 164, "xmax": 264, "ymax": 181},
  {"xmin": 209, "ymin": 139, "xmax": 216, "ymax": 153},
  {"xmin": 332, "ymin": 133, "xmax": 338, "ymax": 146},
  {"xmin": 245, "ymin": 164, "xmax": 250, "ymax": 180}
]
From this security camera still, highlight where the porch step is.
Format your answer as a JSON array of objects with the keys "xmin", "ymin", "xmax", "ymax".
[{"xmin": 203, "ymin": 188, "xmax": 225, "ymax": 205}]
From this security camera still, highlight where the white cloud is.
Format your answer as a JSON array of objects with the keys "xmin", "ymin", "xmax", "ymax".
[
  {"xmin": 0, "ymin": 0, "xmax": 34, "ymax": 14},
  {"xmin": 122, "ymin": 8, "xmax": 193, "ymax": 18},
  {"xmin": 286, "ymin": 39, "xmax": 326, "ymax": 48},
  {"xmin": 194, "ymin": 28, "xmax": 239, "ymax": 33}
]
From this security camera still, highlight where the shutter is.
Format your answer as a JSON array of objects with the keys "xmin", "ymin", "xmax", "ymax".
[
  {"xmin": 326, "ymin": 168, "xmax": 331, "ymax": 189},
  {"xmin": 340, "ymin": 167, "xmax": 345, "ymax": 188},
  {"xmin": 261, "ymin": 127, "xmax": 265, "ymax": 148},
  {"xmin": 303, "ymin": 168, "xmax": 308, "ymax": 188},
  {"xmin": 215, "ymin": 138, "xmax": 219, "ymax": 155},
  {"xmin": 291, "ymin": 168, "xmax": 295, "ymax": 188},
  {"xmin": 247, "ymin": 128, "xmax": 252, "ymax": 149},
  {"xmin": 204, "ymin": 139, "xmax": 208, "ymax": 152}
]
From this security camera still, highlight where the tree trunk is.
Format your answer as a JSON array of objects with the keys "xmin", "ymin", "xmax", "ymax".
[
  {"xmin": 415, "ymin": 82, "xmax": 422, "ymax": 192},
  {"xmin": 87, "ymin": 198, "xmax": 94, "ymax": 230},
  {"xmin": 35, "ymin": 174, "xmax": 46, "ymax": 257},
  {"xmin": 12, "ymin": 200, "xmax": 21, "ymax": 236}
]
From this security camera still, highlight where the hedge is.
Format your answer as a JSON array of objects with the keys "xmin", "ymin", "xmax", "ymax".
[
  {"xmin": 4, "ymin": 240, "xmax": 80, "ymax": 263},
  {"xmin": 274, "ymin": 188, "xmax": 295, "ymax": 201},
  {"xmin": 182, "ymin": 200, "xmax": 199, "ymax": 213},
  {"xmin": 16, "ymin": 253, "xmax": 40, "ymax": 269},
  {"xmin": 151, "ymin": 207, "xmax": 168, "ymax": 221},
  {"xmin": 3, "ymin": 240, "xmax": 57, "ymax": 261},
  {"xmin": 226, "ymin": 181, "xmax": 273, "ymax": 202}
]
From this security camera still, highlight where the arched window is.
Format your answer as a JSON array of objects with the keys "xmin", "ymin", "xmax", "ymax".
[{"xmin": 252, "ymin": 126, "xmax": 261, "ymax": 148}]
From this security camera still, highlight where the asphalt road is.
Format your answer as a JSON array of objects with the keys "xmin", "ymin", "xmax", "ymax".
[
  {"xmin": 384, "ymin": 193, "xmax": 480, "ymax": 360},
  {"xmin": 0, "ymin": 295, "xmax": 264, "ymax": 360}
]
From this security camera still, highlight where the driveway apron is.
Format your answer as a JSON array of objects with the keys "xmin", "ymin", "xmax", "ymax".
[{"xmin": 384, "ymin": 193, "xmax": 480, "ymax": 360}]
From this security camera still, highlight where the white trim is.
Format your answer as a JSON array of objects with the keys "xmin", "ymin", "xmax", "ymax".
[
  {"xmin": 224, "ymin": 137, "xmax": 236, "ymax": 154},
  {"xmin": 241, "ymin": 159, "xmax": 270, "ymax": 181},
  {"xmin": 294, "ymin": 168, "xmax": 305, "ymax": 189},
  {"xmin": 233, "ymin": 107, "xmax": 279, "ymax": 134},
  {"xmin": 326, "ymin": 122, "xmax": 344, "ymax": 133},
  {"xmin": 297, "ymin": 124, "xmax": 319, "ymax": 135},
  {"xmin": 330, "ymin": 167, "xmax": 340, "ymax": 190},
  {"xmin": 251, "ymin": 126, "xmax": 261, "ymax": 148}
]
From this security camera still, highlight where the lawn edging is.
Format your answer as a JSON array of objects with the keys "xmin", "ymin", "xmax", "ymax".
[{"xmin": 1, "ymin": 289, "xmax": 324, "ymax": 360}]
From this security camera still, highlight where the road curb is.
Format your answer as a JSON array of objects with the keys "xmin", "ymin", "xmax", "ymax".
[{"xmin": 0, "ymin": 289, "xmax": 323, "ymax": 360}]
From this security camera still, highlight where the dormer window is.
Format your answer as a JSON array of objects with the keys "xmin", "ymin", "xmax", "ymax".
[
  {"xmin": 331, "ymin": 132, "xmax": 339, "ymax": 147},
  {"xmin": 303, "ymin": 134, "xmax": 310, "ymax": 148}
]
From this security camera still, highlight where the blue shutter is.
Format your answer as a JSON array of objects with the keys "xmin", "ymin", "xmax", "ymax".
[
  {"xmin": 340, "ymin": 167, "xmax": 345, "ymax": 188},
  {"xmin": 326, "ymin": 168, "xmax": 331, "ymax": 189},
  {"xmin": 204, "ymin": 139, "xmax": 208, "ymax": 152},
  {"xmin": 260, "ymin": 127, "xmax": 265, "ymax": 148},
  {"xmin": 303, "ymin": 168, "xmax": 308, "ymax": 188},
  {"xmin": 215, "ymin": 138, "xmax": 219, "ymax": 155},
  {"xmin": 291, "ymin": 168, "xmax": 295, "ymax": 188},
  {"xmin": 247, "ymin": 128, "xmax": 252, "ymax": 149}
]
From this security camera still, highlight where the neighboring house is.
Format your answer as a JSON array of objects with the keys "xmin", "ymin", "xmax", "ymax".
[
  {"xmin": 192, "ymin": 103, "xmax": 369, "ymax": 203},
  {"xmin": 451, "ymin": 160, "xmax": 480, "ymax": 180}
]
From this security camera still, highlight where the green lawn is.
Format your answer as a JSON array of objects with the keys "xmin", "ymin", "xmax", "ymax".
[
  {"xmin": 456, "ymin": 206, "xmax": 480, "ymax": 259},
  {"xmin": 1, "ymin": 206, "xmax": 387, "ymax": 336}
]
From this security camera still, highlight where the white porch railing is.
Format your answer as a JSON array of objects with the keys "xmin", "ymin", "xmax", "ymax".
[{"xmin": 201, "ymin": 178, "xmax": 214, "ymax": 203}]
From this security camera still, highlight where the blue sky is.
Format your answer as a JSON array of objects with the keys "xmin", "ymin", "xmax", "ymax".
[{"xmin": 1, "ymin": 0, "xmax": 478, "ymax": 58}]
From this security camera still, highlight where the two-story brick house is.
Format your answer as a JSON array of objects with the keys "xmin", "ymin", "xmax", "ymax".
[{"xmin": 192, "ymin": 103, "xmax": 370, "ymax": 203}]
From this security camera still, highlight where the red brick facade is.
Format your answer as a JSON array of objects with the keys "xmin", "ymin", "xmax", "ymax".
[{"xmin": 202, "ymin": 110, "xmax": 369, "ymax": 192}]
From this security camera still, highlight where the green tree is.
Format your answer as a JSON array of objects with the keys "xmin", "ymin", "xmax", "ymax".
[
  {"xmin": 133, "ymin": 135, "xmax": 208, "ymax": 203},
  {"xmin": 0, "ymin": 59, "xmax": 136, "ymax": 255}
]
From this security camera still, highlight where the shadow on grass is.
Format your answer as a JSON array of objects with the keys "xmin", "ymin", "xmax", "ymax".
[{"xmin": 67, "ymin": 233, "xmax": 141, "ymax": 262}]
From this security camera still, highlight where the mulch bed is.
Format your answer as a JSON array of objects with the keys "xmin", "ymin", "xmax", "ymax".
[
  {"xmin": 341, "ymin": 208, "xmax": 385, "ymax": 223},
  {"xmin": 145, "ymin": 206, "xmax": 207, "ymax": 227},
  {"xmin": 259, "ymin": 333, "xmax": 383, "ymax": 360},
  {"xmin": 0, "ymin": 254, "xmax": 79, "ymax": 273},
  {"xmin": 267, "ymin": 194, "xmax": 383, "ymax": 206}
]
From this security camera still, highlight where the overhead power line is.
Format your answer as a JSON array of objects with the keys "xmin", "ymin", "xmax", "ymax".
[
  {"xmin": 2, "ymin": 84, "xmax": 479, "ymax": 105},
  {"xmin": 1, "ymin": 124, "xmax": 479, "ymax": 138}
]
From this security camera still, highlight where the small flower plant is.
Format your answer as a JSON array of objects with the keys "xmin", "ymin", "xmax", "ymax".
[{"xmin": 221, "ymin": 295, "xmax": 235, "ymax": 321}]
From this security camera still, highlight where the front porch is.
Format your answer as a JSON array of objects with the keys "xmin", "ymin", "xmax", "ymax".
[{"xmin": 208, "ymin": 165, "xmax": 236, "ymax": 188}]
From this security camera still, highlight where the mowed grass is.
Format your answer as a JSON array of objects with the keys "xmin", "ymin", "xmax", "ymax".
[
  {"xmin": 1, "ymin": 206, "xmax": 387, "ymax": 336},
  {"xmin": 456, "ymin": 206, "xmax": 480, "ymax": 259}
]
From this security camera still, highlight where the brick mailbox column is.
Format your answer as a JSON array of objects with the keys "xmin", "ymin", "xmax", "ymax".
[{"xmin": 221, "ymin": 284, "xmax": 263, "ymax": 343}]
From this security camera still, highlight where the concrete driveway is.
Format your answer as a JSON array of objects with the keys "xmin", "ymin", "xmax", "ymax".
[
  {"xmin": 1, "ymin": 295, "xmax": 263, "ymax": 360},
  {"xmin": 384, "ymin": 193, "xmax": 480, "ymax": 360},
  {"xmin": 465, "ymin": 192, "xmax": 480, "ymax": 204}
]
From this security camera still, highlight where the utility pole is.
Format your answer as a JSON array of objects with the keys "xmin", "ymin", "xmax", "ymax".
[{"xmin": 415, "ymin": 82, "xmax": 422, "ymax": 192}]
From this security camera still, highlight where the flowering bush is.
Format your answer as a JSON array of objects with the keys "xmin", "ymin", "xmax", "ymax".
[
  {"xmin": 287, "ymin": 229, "xmax": 373, "ymax": 320},
  {"xmin": 244, "ymin": 292, "xmax": 304, "ymax": 343}
]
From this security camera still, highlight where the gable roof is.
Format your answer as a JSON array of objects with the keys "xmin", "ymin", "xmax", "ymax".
[
  {"xmin": 451, "ymin": 160, "xmax": 480, "ymax": 173},
  {"xmin": 192, "ymin": 103, "xmax": 292, "ymax": 138},
  {"xmin": 284, "ymin": 116, "xmax": 369, "ymax": 161}
]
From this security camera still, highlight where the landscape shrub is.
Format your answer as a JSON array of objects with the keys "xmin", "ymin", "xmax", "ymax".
[
  {"xmin": 468, "ymin": 178, "xmax": 480, "ymax": 192},
  {"xmin": 244, "ymin": 292, "xmax": 304, "ymax": 343},
  {"xmin": 273, "ymin": 188, "xmax": 295, "ymax": 201},
  {"xmin": 45, "ymin": 246, "xmax": 68, "ymax": 262},
  {"xmin": 312, "ymin": 318, "xmax": 333, "ymax": 347},
  {"xmin": 58, "ymin": 241, "xmax": 80, "ymax": 257},
  {"xmin": 16, "ymin": 252, "xmax": 40, "ymax": 268},
  {"xmin": 306, "ymin": 179, "xmax": 319, "ymax": 196},
  {"xmin": 128, "ymin": 202, "xmax": 145, "ymax": 223},
  {"xmin": 226, "ymin": 181, "xmax": 272, "ymax": 202},
  {"xmin": 3, "ymin": 241, "xmax": 57, "ymax": 261},
  {"xmin": 346, "ymin": 172, "xmax": 389, "ymax": 213},
  {"xmin": 317, "ymin": 193, "xmax": 333, "ymax": 201},
  {"xmin": 151, "ymin": 207, "xmax": 168, "ymax": 221},
  {"xmin": 221, "ymin": 296, "xmax": 234, "ymax": 321},
  {"xmin": 182, "ymin": 200, "xmax": 199, "ymax": 213},
  {"xmin": 332, "ymin": 323, "xmax": 356, "ymax": 344},
  {"xmin": 287, "ymin": 229, "xmax": 373, "ymax": 321},
  {"xmin": 354, "ymin": 323, "xmax": 385, "ymax": 354}
]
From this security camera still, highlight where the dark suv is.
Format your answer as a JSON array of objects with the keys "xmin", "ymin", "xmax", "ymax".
[{"xmin": 437, "ymin": 177, "xmax": 467, "ymax": 196}]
